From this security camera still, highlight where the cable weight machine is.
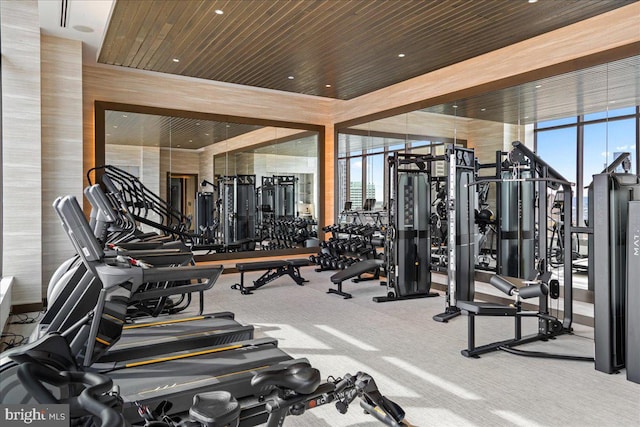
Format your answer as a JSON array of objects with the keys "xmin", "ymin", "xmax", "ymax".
[
  {"xmin": 375, "ymin": 146, "xmax": 475, "ymax": 305},
  {"xmin": 219, "ymin": 174, "xmax": 257, "ymax": 250},
  {"xmin": 194, "ymin": 179, "xmax": 219, "ymax": 245}
]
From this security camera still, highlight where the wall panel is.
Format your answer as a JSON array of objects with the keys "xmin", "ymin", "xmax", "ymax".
[
  {"xmin": 1, "ymin": 0, "xmax": 42, "ymax": 305},
  {"xmin": 41, "ymin": 35, "xmax": 84, "ymax": 295}
]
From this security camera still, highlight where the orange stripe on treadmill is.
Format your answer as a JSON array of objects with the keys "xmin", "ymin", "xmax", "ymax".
[
  {"xmin": 125, "ymin": 344, "xmax": 243, "ymax": 368},
  {"xmin": 95, "ymin": 337, "xmax": 110, "ymax": 346},
  {"xmin": 123, "ymin": 316, "xmax": 205, "ymax": 330}
]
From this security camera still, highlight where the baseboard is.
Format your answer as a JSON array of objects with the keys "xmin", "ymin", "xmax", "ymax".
[
  {"xmin": 10, "ymin": 302, "xmax": 44, "ymax": 315},
  {"xmin": 1, "ymin": 277, "xmax": 15, "ymax": 333}
]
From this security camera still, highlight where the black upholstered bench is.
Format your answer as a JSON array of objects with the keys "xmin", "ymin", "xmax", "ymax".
[
  {"xmin": 328, "ymin": 259, "xmax": 381, "ymax": 299},
  {"xmin": 231, "ymin": 259, "xmax": 309, "ymax": 294},
  {"xmin": 457, "ymin": 300, "xmax": 519, "ymax": 358}
]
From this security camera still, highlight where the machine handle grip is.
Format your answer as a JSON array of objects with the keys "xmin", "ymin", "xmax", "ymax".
[{"xmin": 142, "ymin": 265, "xmax": 223, "ymax": 283}]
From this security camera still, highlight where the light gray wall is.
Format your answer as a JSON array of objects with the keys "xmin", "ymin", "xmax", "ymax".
[
  {"xmin": 41, "ymin": 35, "xmax": 84, "ymax": 295},
  {"xmin": 1, "ymin": 0, "xmax": 43, "ymax": 305}
]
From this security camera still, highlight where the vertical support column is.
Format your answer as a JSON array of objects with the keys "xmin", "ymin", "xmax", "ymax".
[
  {"xmin": 1, "ymin": 0, "xmax": 42, "ymax": 307},
  {"xmin": 41, "ymin": 35, "xmax": 84, "ymax": 296}
]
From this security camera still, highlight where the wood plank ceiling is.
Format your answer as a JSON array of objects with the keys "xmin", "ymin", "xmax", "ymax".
[{"xmin": 98, "ymin": 0, "xmax": 635, "ymax": 100}]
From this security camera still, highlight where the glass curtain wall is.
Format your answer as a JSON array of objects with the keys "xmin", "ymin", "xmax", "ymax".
[
  {"xmin": 336, "ymin": 131, "xmax": 463, "ymax": 217},
  {"xmin": 334, "ymin": 55, "xmax": 639, "ymax": 281},
  {"xmin": 535, "ymin": 106, "xmax": 639, "ymax": 225}
]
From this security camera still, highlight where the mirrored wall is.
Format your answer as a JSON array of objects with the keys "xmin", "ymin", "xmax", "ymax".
[
  {"xmin": 98, "ymin": 104, "xmax": 322, "ymax": 255},
  {"xmin": 338, "ymin": 55, "xmax": 639, "ymax": 221}
]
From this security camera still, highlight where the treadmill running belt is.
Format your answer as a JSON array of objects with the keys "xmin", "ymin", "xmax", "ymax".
[{"xmin": 102, "ymin": 318, "xmax": 254, "ymax": 362}]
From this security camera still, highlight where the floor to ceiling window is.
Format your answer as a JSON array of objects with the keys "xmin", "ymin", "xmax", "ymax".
[
  {"xmin": 535, "ymin": 106, "xmax": 639, "ymax": 225},
  {"xmin": 336, "ymin": 132, "xmax": 463, "ymax": 217}
]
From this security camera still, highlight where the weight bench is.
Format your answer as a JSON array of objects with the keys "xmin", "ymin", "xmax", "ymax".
[
  {"xmin": 231, "ymin": 259, "xmax": 309, "ymax": 294},
  {"xmin": 457, "ymin": 301, "xmax": 518, "ymax": 357},
  {"xmin": 328, "ymin": 259, "xmax": 381, "ymax": 299}
]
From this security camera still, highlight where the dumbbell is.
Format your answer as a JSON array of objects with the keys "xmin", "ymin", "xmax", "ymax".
[
  {"xmin": 336, "ymin": 256, "xmax": 352, "ymax": 270},
  {"xmin": 320, "ymin": 255, "xmax": 335, "ymax": 268},
  {"xmin": 330, "ymin": 240, "xmax": 344, "ymax": 251},
  {"xmin": 335, "ymin": 239, "xmax": 349, "ymax": 252},
  {"xmin": 349, "ymin": 239, "xmax": 366, "ymax": 253},
  {"xmin": 339, "ymin": 257, "xmax": 357, "ymax": 269}
]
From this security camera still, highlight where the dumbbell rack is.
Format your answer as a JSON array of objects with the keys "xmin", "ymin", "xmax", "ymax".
[
  {"xmin": 309, "ymin": 223, "xmax": 383, "ymax": 272},
  {"xmin": 260, "ymin": 217, "xmax": 318, "ymax": 250}
]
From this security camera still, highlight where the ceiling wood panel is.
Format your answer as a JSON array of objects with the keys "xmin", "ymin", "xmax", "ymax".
[{"xmin": 99, "ymin": 0, "xmax": 635, "ymax": 100}]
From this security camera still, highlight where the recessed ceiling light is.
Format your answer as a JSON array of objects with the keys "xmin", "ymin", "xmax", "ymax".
[
  {"xmin": 535, "ymin": 84, "xmax": 542, "ymax": 88},
  {"xmin": 172, "ymin": 58, "xmax": 180, "ymax": 63},
  {"xmin": 72, "ymin": 25, "xmax": 94, "ymax": 33},
  {"xmin": 195, "ymin": 122, "xmax": 200, "ymax": 126},
  {"xmin": 398, "ymin": 53, "xmax": 405, "ymax": 58},
  {"xmin": 288, "ymin": 76, "xmax": 294, "ymax": 80},
  {"xmin": 524, "ymin": 116, "xmax": 529, "ymax": 119},
  {"xmin": 325, "ymin": 84, "xmax": 331, "ymax": 88},
  {"xmin": 122, "ymin": 114, "xmax": 127, "ymax": 118},
  {"xmin": 176, "ymin": 144, "xmax": 181, "ymax": 147},
  {"xmin": 106, "ymin": 133, "xmax": 111, "ymax": 136},
  {"xmin": 610, "ymin": 100, "xmax": 616, "ymax": 104},
  {"xmin": 528, "ymin": 0, "xmax": 538, "ymax": 3},
  {"xmin": 189, "ymin": 139, "xmax": 193, "ymax": 142},
  {"xmin": 113, "ymin": 125, "xmax": 118, "ymax": 128},
  {"xmin": 481, "ymin": 108, "xmax": 486, "ymax": 112},
  {"xmin": 205, "ymin": 133, "xmax": 210, "ymax": 136},
  {"xmin": 215, "ymin": 9, "xmax": 224, "ymax": 15},
  {"xmin": 453, "ymin": 105, "xmax": 458, "ymax": 109}
]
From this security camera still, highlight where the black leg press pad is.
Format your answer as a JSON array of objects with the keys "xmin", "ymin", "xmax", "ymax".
[{"xmin": 232, "ymin": 259, "xmax": 310, "ymax": 294}]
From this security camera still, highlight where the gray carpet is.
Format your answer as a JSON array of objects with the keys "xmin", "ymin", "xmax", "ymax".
[
  {"xmin": 4, "ymin": 266, "xmax": 638, "ymax": 426},
  {"xmin": 205, "ymin": 266, "xmax": 639, "ymax": 427}
]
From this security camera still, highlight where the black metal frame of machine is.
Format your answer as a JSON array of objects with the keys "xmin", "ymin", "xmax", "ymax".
[
  {"xmin": 376, "ymin": 146, "xmax": 475, "ymax": 305},
  {"xmin": 219, "ymin": 174, "xmax": 257, "ymax": 248},
  {"xmin": 455, "ymin": 142, "xmax": 579, "ymax": 357},
  {"xmin": 432, "ymin": 146, "xmax": 476, "ymax": 319},
  {"xmin": 590, "ymin": 166, "xmax": 640, "ymax": 379}
]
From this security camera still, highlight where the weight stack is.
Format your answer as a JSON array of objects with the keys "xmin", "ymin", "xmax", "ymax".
[{"xmin": 627, "ymin": 200, "xmax": 640, "ymax": 384}]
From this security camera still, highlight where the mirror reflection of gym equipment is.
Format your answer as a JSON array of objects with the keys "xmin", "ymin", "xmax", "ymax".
[
  {"xmin": 219, "ymin": 174, "xmax": 257, "ymax": 249},
  {"xmin": 168, "ymin": 173, "xmax": 198, "ymax": 230}
]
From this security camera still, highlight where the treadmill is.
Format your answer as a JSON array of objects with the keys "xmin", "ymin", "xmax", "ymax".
[
  {"xmin": 35, "ymin": 187, "xmax": 254, "ymax": 362},
  {"xmin": 39, "ymin": 195, "xmax": 301, "ymax": 422},
  {"xmin": 0, "ymin": 331, "xmax": 302, "ymax": 424}
]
